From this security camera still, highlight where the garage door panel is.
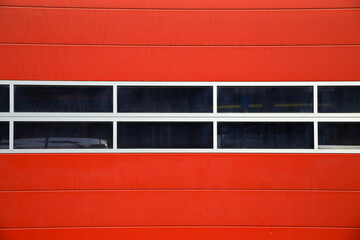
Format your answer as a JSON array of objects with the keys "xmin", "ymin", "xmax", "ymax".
[
  {"xmin": 1, "ymin": 227, "xmax": 360, "ymax": 240},
  {"xmin": 1, "ymin": 190, "xmax": 359, "ymax": 228},
  {"xmin": 1, "ymin": 8, "xmax": 359, "ymax": 45},
  {"xmin": 1, "ymin": 0, "xmax": 359, "ymax": 9},
  {"xmin": 1, "ymin": 45, "xmax": 359, "ymax": 81},
  {"xmin": 1, "ymin": 154, "xmax": 359, "ymax": 190}
]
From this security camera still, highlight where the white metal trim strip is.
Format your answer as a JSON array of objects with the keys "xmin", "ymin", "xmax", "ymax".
[{"xmin": 2, "ymin": 80, "xmax": 360, "ymax": 86}]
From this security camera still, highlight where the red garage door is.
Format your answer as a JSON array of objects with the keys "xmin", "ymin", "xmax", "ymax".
[{"xmin": 0, "ymin": 1, "xmax": 360, "ymax": 239}]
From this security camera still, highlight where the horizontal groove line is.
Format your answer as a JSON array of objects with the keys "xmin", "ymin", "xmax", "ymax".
[
  {"xmin": 0, "ymin": 116, "xmax": 359, "ymax": 118},
  {"xmin": 0, "ymin": 153, "xmax": 360, "ymax": 156},
  {"xmin": 0, "ymin": 153, "xmax": 356, "ymax": 155},
  {"xmin": 0, "ymin": 189, "xmax": 359, "ymax": 192},
  {"xmin": 1, "ymin": 43, "xmax": 360, "ymax": 47},
  {"xmin": 1, "ymin": 225, "xmax": 360, "ymax": 230},
  {"xmin": 1, "ymin": 5, "xmax": 360, "ymax": 11}
]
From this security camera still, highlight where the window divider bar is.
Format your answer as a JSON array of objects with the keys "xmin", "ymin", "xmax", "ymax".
[
  {"xmin": 313, "ymin": 84, "xmax": 318, "ymax": 114},
  {"xmin": 213, "ymin": 84, "xmax": 217, "ymax": 113},
  {"xmin": 9, "ymin": 120, "xmax": 14, "ymax": 150},
  {"xmin": 8, "ymin": 84, "xmax": 14, "ymax": 150},
  {"xmin": 113, "ymin": 84, "xmax": 117, "ymax": 114},
  {"xmin": 314, "ymin": 120, "xmax": 318, "ymax": 150},
  {"xmin": 213, "ymin": 120, "xmax": 217, "ymax": 149},
  {"xmin": 112, "ymin": 84, "xmax": 117, "ymax": 149},
  {"xmin": 113, "ymin": 120, "xmax": 117, "ymax": 150},
  {"xmin": 9, "ymin": 84, "xmax": 14, "ymax": 113},
  {"xmin": 313, "ymin": 85, "xmax": 318, "ymax": 149}
]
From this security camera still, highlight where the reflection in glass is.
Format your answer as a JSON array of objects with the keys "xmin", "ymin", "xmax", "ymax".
[
  {"xmin": 318, "ymin": 86, "xmax": 360, "ymax": 113},
  {"xmin": 118, "ymin": 87, "xmax": 213, "ymax": 112},
  {"xmin": 0, "ymin": 122, "xmax": 9, "ymax": 149},
  {"xmin": 0, "ymin": 86, "xmax": 9, "ymax": 112},
  {"xmin": 117, "ymin": 122, "xmax": 213, "ymax": 148},
  {"xmin": 319, "ymin": 122, "xmax": 360, "ymax": 149},
  {"xmin": 218, "ymin": 122, "xmax": 314, "ymax": 149},
  {"xmin": 218, "ymin": 87, "xmax": 313, "ymax": 113},
  {"xmin": 14, "ymin": 122, "xmax": 113, "ymax": 149},
  {"xmin": 15, "ymin": 86, "xmax": 113, "ymax": 112}
]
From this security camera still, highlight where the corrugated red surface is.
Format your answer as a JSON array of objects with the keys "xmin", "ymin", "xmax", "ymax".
[
  {"xmin": 1, "ymin": 0, "xmax": 359, "ymax": 9},
  {"xmin": 0, "ymin": 154, "xmax": 359, "ymax": 190},
  {"xmin": 1, "ymin": 0, "xmax": 360, "ymax": 239},
  {"xmin": 1, "ymin": 8, "xmax": 360, "ymax": 45},
  {"xmin": 1, "ymin": 190, "xmax": 360, "ymax": 228},
  {"xmin": 1, "ymin": 227, "xmax": 360, "ymax": 240},
  {"xmin": 1, "ymin": 45, "xmax": 360, "ymax": 81}
]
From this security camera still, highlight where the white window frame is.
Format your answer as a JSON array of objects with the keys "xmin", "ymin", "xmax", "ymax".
[{"xmin": 0, "ymin": 80, "xmax": 359, "ymax": 153}]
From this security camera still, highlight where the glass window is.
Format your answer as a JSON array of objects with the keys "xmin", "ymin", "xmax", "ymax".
[
  {"xmin": 14, "ymin": 122, "xmax": 113, "ymax": 149},
  {"xmin": 118, "ymin": 87, "xmax": 213, "ymax": 112},
  {"xmin": 117, "ymin": 122, "xmax": 213, "ymax": 148},
  {"xmin": 318, "ymin": 86, "xmax": 360, "ymax": 113},
  {"xmin": 14, "ymin": 86, "xmax": 113, "ymax": 112},
  {"xmin": 218, "ymin": 87, "xmax": 313, "ymax": 113},
  {"xmin": 0, "ymin": 122, "xmax": 9, "ymax": 149},
  {"xmin": 218, "ymin": 122, "xmax": 314, "ymax": 149},
  {"xmin": 319, "ymin": 122, "xmax": 360, "ymax": 149},
  {"xmin": 0, "ymin": 85, "xmax": 9, "ymax": 112}
]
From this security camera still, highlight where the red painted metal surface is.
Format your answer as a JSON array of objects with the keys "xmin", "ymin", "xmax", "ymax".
[
  {"xmin": 1, "ymin": 227, "xmax": 360, "ymax": 240},
  {"xmin": 1, "ymin": 0, "xmax": 359, "ymax": 9},
  {"xmin": 1, "ymin": 154, "xmax": 359, "ymax": 190},
  {"xmin": 1, "ymin": 1, "xmax": 360, "ymax": 239},
  {"xmin": 1, "ymin": 190, "xmax": 360, "ymax": 228},
  {"xmin": 1, "ymin": 8, "xmax": 360, "ymax": 45},
  {"xmin": 1, "ymin": 44, "xmax": 360, "ymax": 81}
]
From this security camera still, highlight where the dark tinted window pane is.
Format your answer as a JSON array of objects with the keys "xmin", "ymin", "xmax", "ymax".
[
  {"xmin": 117, "ymin": 122, "xmax": 213, "ymax": 148},
  {"xmin": 15, "ymin": 86, "xmax": 113, "ymax": 112},
  {"xmin": 118, "ymin": 87, "xmax": 213, "ymax": 112},
  {"xmin": 0, "ymin": 86, "xmax": 9, "ymax": 112},
  {"xmin": 0, "ymin": 122, "xmax": 9, "ymax": 149},
  {"xmin": 218, "ymin": 122, "xmax": 313, "ymax": 149},
  {"xmin": 218, "ymin": 87, "xmax": 313, "ymax": 113},
  {"xmin": 14, "ymin": 122, "xmax": 112, "ymax": 149},
  {"xmin": 318, "ymin": 86, "xmax": 360, "ymax": 112},
  {"xmin": 319, "ymin": 122, "xmax": 360, "ymax": 148}
]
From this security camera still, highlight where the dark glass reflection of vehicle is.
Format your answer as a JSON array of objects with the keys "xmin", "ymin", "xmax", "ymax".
[
  {"xmin": 0, "ymin": 122, "xmax": 9, "ymax": 149},
  {"xmin": 319, "ymin": 122, "xmax": 360, "ymax": 149},
  {"xmin": 14, "ymin": 122, "xmax": 113, "ymax": 149}
]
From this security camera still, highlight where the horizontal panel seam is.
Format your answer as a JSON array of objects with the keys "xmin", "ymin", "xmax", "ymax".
[
  {"xmin": 1, "ymin": 189, "xmax": 359, "ymax": 192},
  {"xmin": 0, "ymin": 152, "xmax": 360, "ymax": 154},
  {"xmin": 1, "ymin": 5, "xmax": 360, "ymax": 11},
  {"xmin": 1, "ymin": 225, "xmax": 360, "ymax": 230},
  {"xmin": 1, "ymin": 43, "xmax": 360, "ymax": 47}
]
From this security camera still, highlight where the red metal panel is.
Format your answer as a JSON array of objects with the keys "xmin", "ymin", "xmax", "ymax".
[
  {"xmin": 1, "ymin": 44, "xmax": 359, "ymax": 81},
  {"xmin": 0, "ymin": 1, "xmax": 359, "ymax": 238},
  {"xmin": 1, "ymin": 8, "xmax": 360, "ymax": 45},
  {"xmin": 1, "ymin": 227, "xmax": 360, "ymax": 240},
  {"xmin": 1, "ymin": 0, "xmax": 359, "ymax": 9},
  {"xmin": 1, "ymin": 190, "xmax": 359, "ymax": 228},
  {"xmin": 1, "ymin": 154, "xmax": 359, "ymax": 190}
]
